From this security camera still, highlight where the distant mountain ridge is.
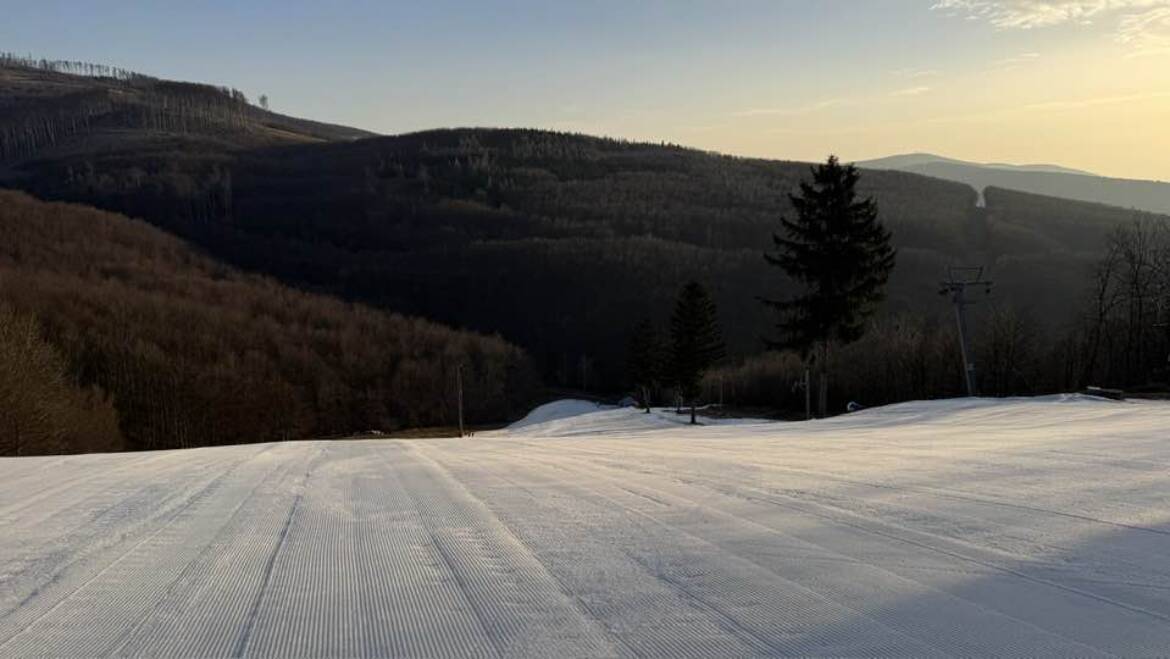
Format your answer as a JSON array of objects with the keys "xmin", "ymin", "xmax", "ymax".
[
  {"xmin": 860, "ymin": 153, "xmax": 1096, "ymax": 176},
  {"xmin": 858, "ymin": 153, "xmax": 1170, "ymax": 214}
]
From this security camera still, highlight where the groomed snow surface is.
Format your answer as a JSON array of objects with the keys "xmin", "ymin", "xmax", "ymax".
[{"xmin": 4, "ymin": 396, "xmax": 1170, "ymax": 657}]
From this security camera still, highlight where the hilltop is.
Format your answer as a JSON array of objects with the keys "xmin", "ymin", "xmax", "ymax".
[{"xmin": 0, "ymin": 55, "xmax": 372, "ymax": 166}]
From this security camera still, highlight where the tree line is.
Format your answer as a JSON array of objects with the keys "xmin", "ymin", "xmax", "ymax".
[
  {"xmin": 0, "ymin": 52, "xmax": 153, "ymax": 81},
  {"xmin": 1078, "ymin": 218, "xmax": 1170, "ymax": 389},
  {"xmin": 632, "ymin": 156, "xmax": 1169, "ymax": 419}
]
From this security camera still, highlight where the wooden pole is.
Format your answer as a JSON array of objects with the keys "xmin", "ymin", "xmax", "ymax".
[
  {"xmin": 456, "ymin": 363, "xmax": 465, "ymax": 438},
  {"xmin": 804, "ymin": 366, "xmax": 811, "ymax": 421}
]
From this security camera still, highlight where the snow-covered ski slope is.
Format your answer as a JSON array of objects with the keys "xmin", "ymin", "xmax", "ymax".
[{"xmin": 4, "ymin": 396, "xmax": 1170, "ymax": 657}]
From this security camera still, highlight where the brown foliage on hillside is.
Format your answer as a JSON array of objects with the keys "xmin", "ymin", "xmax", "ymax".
[
  {"xmin": 0, "ymin": 190, "xmax": 537, "ymax": 453},
  {"xmin": 0, "ymin": 304, "xmax": 123, "ymax": 455}
]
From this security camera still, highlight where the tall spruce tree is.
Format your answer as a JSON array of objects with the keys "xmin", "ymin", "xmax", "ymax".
[
  {"xmin": 762, "ymin": 156, "xmax": 895, "ymax": 417},
  {"xmin": 670, "ymin": 281, "xmax": 725, "ymax": 424},
  {"xmin": 628, "ymin": 319, "xmax": 664, "ymax": 413}
]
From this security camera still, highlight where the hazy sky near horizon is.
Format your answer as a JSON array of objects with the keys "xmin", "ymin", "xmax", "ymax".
[{"xmin": 4, "ymin": 1, "xmax": 1169, "ymax": 180}]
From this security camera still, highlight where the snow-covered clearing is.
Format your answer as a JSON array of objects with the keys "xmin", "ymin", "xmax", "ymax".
[{"xmin": 4, "ymin": 395, "xmax": 1170, "ymax": 656}]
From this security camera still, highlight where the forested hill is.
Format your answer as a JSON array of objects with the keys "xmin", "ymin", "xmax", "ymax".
[
  {"xmin": 0, "ymin": 55, "xmax": 372, "ymax": 165},
  {"xmin": 5, "ymin": 127, "xmax": 1161, "ymax": 389},
  {"xmin": 1, "ymin": 61, "xmax": 1164, "ymax": 390},
  {"xmin": 0, "ymin": 190, "xmax": 537, "ymax": 455}
]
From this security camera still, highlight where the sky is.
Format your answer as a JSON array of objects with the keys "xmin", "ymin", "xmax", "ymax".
[{"xmin": 3, "ymin": 0, "xmax": 1169, "ymax": 180}]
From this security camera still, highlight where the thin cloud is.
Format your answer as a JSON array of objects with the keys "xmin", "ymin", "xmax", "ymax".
[
  {"xmin": 890, "ymin": 86, "xmax": 933, "ymax": 97},
  {"xmin": 892, "ymin": 67, "xmax": 941, "ymax": 78},
  {"xmin": 994, "ymin": 51, "xmax": 1042, "ymax": 67},
  {"xmin": 1118, "ymin": 5, "xmax": 1170, "ymax": 51},
  {"xmin": 933, "ymin": 0, "xmax": 1170, "ymax": 52}
]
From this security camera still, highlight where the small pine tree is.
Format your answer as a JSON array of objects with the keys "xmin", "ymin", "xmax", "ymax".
[
  {"xmin": 628, "ymin": 319, "xmax": 665, "ymax": 412},
  {"xmin": 762, "ymin": 155, "xmax": 896, "ymax": 417},
  {"xmin": 670, "ymin": 281, "xmax": 725, "ymax": 424}
]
